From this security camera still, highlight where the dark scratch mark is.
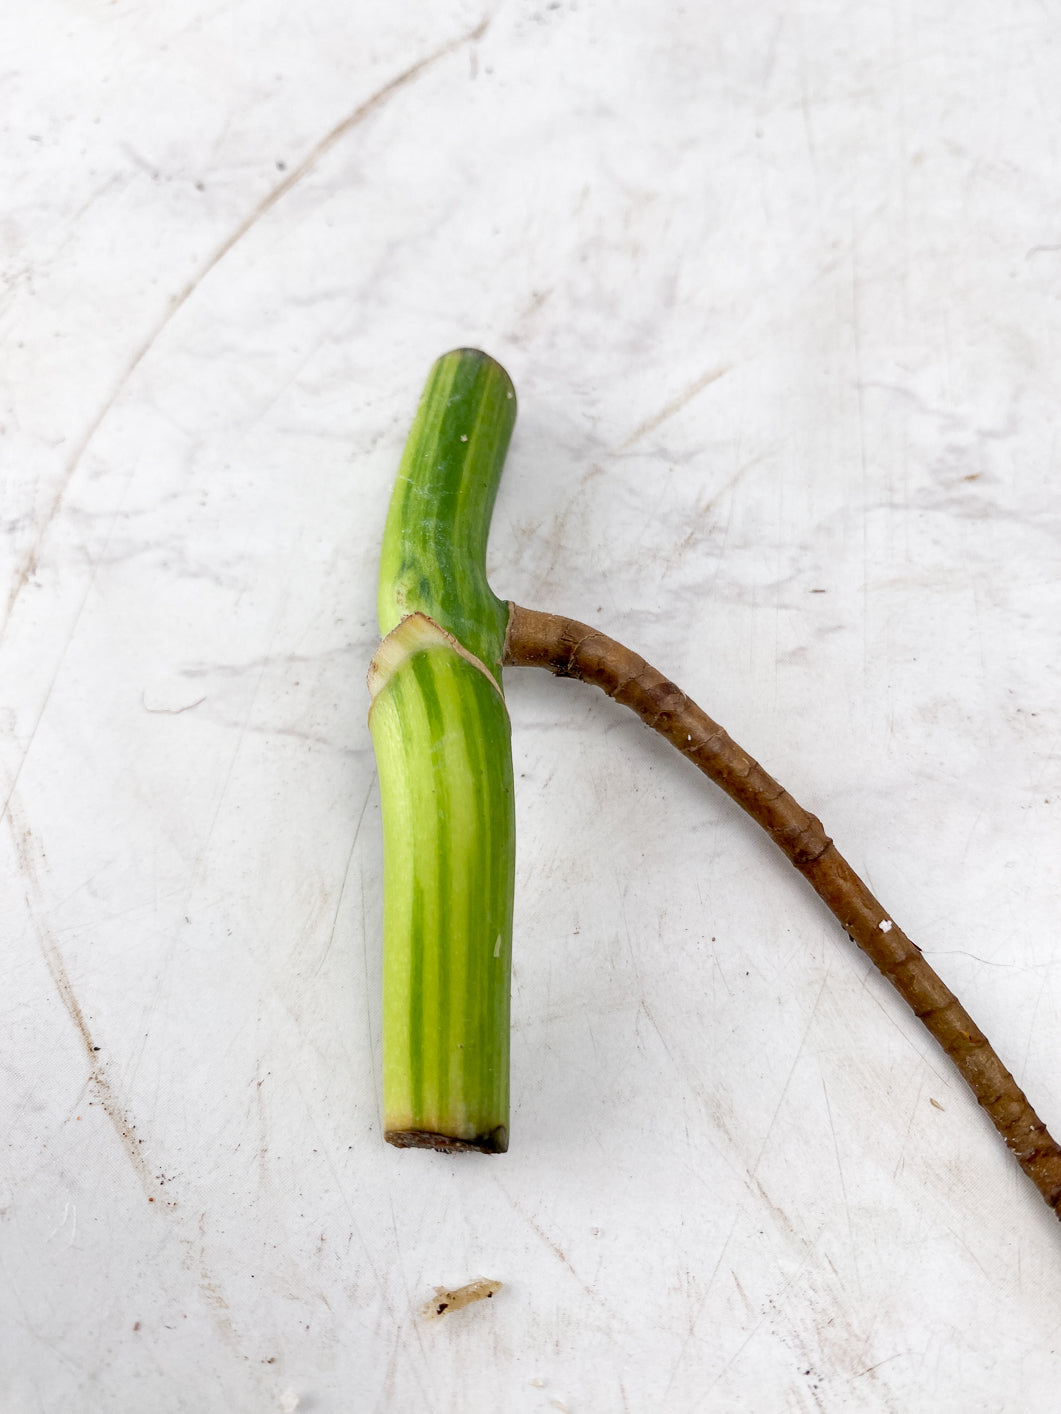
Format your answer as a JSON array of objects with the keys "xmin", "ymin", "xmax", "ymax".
[
  {"xmin": 850, "ymin": 1354, "xmax": 903, "ymax": 1380},
  {"xmin": 141, "ymin": 693, "xmax": 207, "ymax": 715},
  {"xmin": 893, "ymin": 1075, "xmax": 925, "ymax": 1180},
  {"xmin": 255, "ymin": 1066, "xmax": 272, "ymax": 1199},
  {"xmin": 820, "ymin": 1073, "xmax": 862, "ymax": 1300},
  {"xmin": 749, "ymin": 1176, "xmax": 799, "ymax": 1241},
  {"xmin": 661, "ymin": 453, "xmax": 765, "ymax": 571},
  {"xmin": 616, "ymin": 365, "xmax": 731, "ymax": 451},
  {"xmin": 176, "ymin": 1210, "xmax": 251, "ymax": 1361},
  {"xmin": 360, "ymin": 856, "xmax": 381, "ymax": 1121},
  {"xmin": 2, "ymin": 14, "xmax": 493, "ymax": 635},
  {"xmin": 7, "ymin": 794, "xmax": 157, "ymax": 1202},
  {"xmin": 659, "ymin": 1220, "xmax": 738, "ymax": 1405},
  {"xmin": 496, "ymin": 1185, "xmax": 599, "ymax": 1301},
  {"xmin": 180, "ymin": 640, "xmax": 371, "ymax": 679},
  {"xmin": 194, "ymin": 1211, "xmax": 238, "ymax": 1338},
  {"xmin": 196, "ymin": 708, "xmax": 370, "ymax": 760},
  {"xmin": 0, "ymin": 592, "xmax": 89, "ymax": 828},
  {"xmin": 313, "ymin": 781, "xmax": 374, "ymax": 980},
  {"xmin": 529, "ymin": 464, "xmax": 603, "ymax": 602},
  {"xmin": 749, "ymin": 974, "xmax": 828, "ymax": 1185}
]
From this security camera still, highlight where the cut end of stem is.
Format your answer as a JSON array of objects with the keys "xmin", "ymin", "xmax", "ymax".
[{"xmin": 385, "ymin": 1126, "xmax": 509, "ymax": 1155}]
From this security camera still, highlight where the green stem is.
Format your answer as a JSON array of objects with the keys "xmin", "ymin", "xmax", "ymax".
[
  {"xmin": 369, "ymin": 350, "xmax": 517, "ymax": 1152},
  {"xmin": 376, "ymin": 348, "xmax": 515, "ymax": 679}
]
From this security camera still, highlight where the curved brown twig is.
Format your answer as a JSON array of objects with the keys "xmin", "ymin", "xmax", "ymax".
[{"xmin": 504, "ymin": 603, "xmax": 1061, "ymax": 1216}]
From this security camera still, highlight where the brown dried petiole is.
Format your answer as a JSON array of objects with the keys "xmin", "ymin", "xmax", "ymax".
[{"xmin": 502, "ymin": 605, "xmax": 1061, "ymax": 1213}]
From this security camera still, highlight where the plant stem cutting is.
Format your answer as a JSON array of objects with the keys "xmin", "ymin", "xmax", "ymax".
[{"xmin": 369, "ymin": 347, "xmax": 1061, "ymax": 1216}]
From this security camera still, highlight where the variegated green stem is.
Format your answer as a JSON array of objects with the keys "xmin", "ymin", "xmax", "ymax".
[{"xmin": 369, "ymin": 350, "xmax": 517, "ymax": 1152}]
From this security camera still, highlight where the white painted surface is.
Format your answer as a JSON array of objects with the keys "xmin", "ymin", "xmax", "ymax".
[{"xmin": 3, "ymin": 3, "xmax": 1060, "ymax": 1409}]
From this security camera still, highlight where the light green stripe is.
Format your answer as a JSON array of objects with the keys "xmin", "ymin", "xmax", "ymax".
[
  {"xmin": 412, "ymin": 650, "xmax": 451, "ymax": 1120},
  {"xmin": 372, "ymin": 639, "xmax": 513, "ymax": 1143}
]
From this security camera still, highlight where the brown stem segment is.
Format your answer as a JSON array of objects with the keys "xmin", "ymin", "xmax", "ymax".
[{"xmin": 504, "ymin": 603, "xmax": 1061, "ymax": 1216}]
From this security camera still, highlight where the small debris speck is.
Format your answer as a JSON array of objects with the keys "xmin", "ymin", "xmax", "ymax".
[{"xmin": 878, "ymin": 919, "xmax": 893, "ymax": 933}]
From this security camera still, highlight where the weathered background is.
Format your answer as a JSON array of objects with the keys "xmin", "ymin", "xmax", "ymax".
[{"xmin": 3, "ymin": 3, "xmax": 1060, "ymax": 1409}]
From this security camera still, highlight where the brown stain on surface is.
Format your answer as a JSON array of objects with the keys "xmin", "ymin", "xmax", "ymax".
[
  {"xmin": 7, "ymin": 794, "xmax": 157, "ymax": 1201},
  {"xmin": 192, "ymin": 1211, "xmax": 242, "ymax": 1349},
  {"xmin": 616, "ymin": 365, "xmax": 731, "ymax": 451}
]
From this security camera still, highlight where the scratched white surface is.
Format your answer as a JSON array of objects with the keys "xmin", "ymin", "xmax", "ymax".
[{"xmin": 3, "ymin": 3, "xmax": 1060, "ymax": 1410}]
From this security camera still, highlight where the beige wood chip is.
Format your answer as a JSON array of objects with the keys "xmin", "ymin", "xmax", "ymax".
[{"xmin": 423, "ymin": 1278, "xmax": 503, "ymax": 1319}]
